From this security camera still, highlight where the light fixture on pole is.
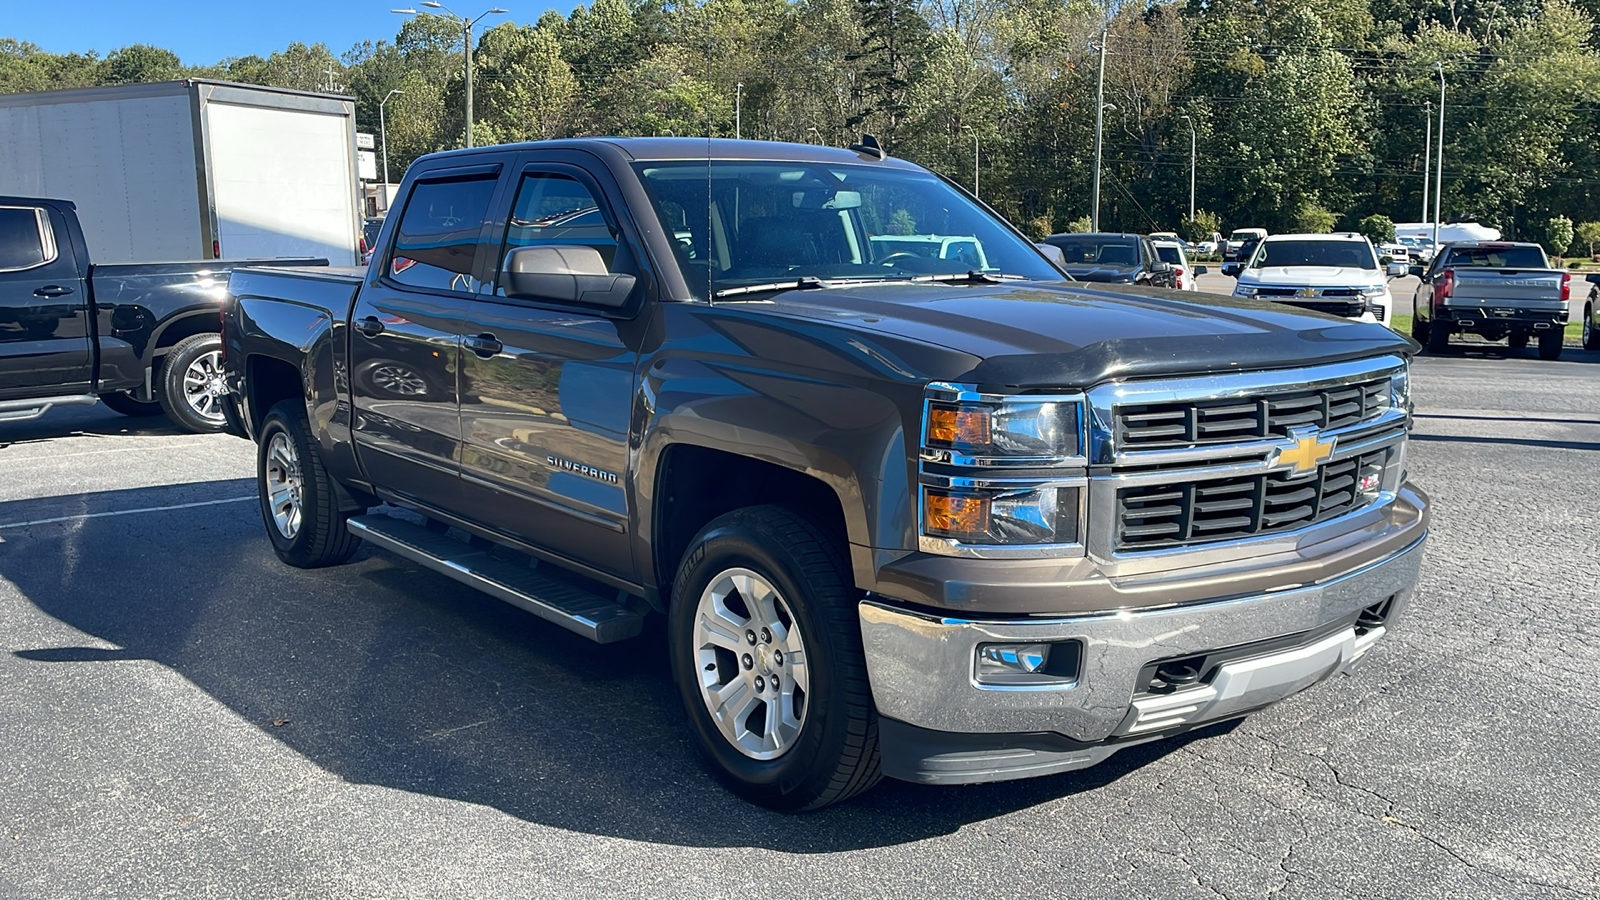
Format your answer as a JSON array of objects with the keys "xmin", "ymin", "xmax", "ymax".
[
  {"xmin": 961, "ymin": 124, "xmax": 978, "ymax": 199},
  {"xmin": 379, "ymin": 89, "xmax": 403, "ymax": 197},
  {"xmin": 393, "ymin": 3, "xmax": 508, "ymax": 149},
  {"xmin": 1092, "ymin": 29, "xmax": 1107, "ymax": 232},
  {"xmin": 1180, "ymin": 114, "xmax": 1195, "ymax": 222},
  {"xmin": 1434, "ymin": 62, "xmax": 1444, "ymax": 247}
]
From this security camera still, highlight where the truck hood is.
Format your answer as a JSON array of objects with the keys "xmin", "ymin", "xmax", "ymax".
[
  {"xmin": 1058, "ymin": 264, "xmax": 1138, "ymax": 283},
  {"xmin": 1238, "ymin": 266, "xmax": 1384, "ymax": 288},
  {"xmin": 758, "ymin": 280, "xmax": 1413, "ymax": 388}
]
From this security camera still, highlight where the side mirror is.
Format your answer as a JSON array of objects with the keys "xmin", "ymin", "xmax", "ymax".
[
  {"xmin": 1152, "ymin": 261, "xmax": 1173, "ymax": 274},
  {"xmin": 1408, "ymin": 265, "xmax": 1425, "ymax": 279},
  {"xmin": 1035, "ymin": 242, "xmax": 1066, "ymax": 267},
  {"xmin": 1386, "ymin": 263, "xmax": 1406, "ymax": 279},
  {"xmin": 1221, "ymin": 263, "xmax": 1240, "ymax": 278},
  {"xmin": 1193, "ymin": 265, "xmax": 1209, "ymax": 275},
  {"xmin": 500, "ymin": 244, "xmax": 635, "ymax": 308}
]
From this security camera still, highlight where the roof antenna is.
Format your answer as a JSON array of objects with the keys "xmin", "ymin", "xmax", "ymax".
[{"xmin": 848, "ymin": 134, "xmax": 886, "ymax": 160}]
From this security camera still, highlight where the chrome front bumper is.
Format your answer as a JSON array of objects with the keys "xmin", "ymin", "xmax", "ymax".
[{"xmin": 860, "ymin": 532, "xmax": 1426, "ymax": 781}]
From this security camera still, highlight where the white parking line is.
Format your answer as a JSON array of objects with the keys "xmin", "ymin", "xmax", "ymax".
[{"xmin": 0, "ymin": 496, "xmax": 255, "ymax": 530}]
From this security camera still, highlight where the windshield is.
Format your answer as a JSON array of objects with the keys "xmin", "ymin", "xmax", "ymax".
[
  {"xmin": 1442, "ymin": 245, "xmax": 1549, "ymax": 268},
  {"xmin": 1044, "ymin": 236, "xmax": 1141, "ymax": 267},
  {"xmin": 1230, "ymin": 230, "xmax": 1258, "ymax": 242},
  {"xmin": 1154, "ymin": 244, "xmax": 1183, "ymax": 264},
  {"xmin": 634, "ymin": 161, "xmax": 1058, "ymax": 298},
  {"xmin": 1249, "ymin": 240, "xmax": 1376, "ymax": 270}
]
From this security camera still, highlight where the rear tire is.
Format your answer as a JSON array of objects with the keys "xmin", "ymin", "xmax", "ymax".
[
  {"xmin": 1426, "ymin": 320, "xmax": 1451, "ymax": 354},
  {"xmin": 257, "ymin": 400, "xmax": 363, "ymax": 568},
  {"xmin": 98, "ymin": 391, "xmax": 164, "ymax": 418},
  {"xmin": 1538, "ymin": 329, "xmax": 1563, "ymax": 361},
  {"xmin": 1584, "ymin": 304, "xmax": 1598, "ymax": 350},
  {"xmin": 669, "ymin": 505, "xmax": 881, "ymax": 811},
  {"xmin": 1409, "ymin": 315, "xmax": 1430, "ymax": 345},
  {"xmin": 158, "ymin": 333, "xmax": 229, "ymax": 433}
]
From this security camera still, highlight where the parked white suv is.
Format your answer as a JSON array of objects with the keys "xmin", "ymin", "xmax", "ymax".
[
  {"xmin": 1152, "ymin": 239, "xmax": 1205, "ymax": 290},
  {"xmin": 1224, "ymin": 233, "xmax": 1404, "ymax": 326}
]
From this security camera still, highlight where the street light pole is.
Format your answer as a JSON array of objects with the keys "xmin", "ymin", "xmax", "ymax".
[
  {"xmin": 380, "ymin": 89, "xmax": 403, "ymax": 198},
  {"xmin": 394, "ymin": 4, "xmax": 507, "ymax": 149},
  {"xmin": 1180, "ymin": 114, "xmax": 1195, "ymax": 222},
  {"xmin": 1092, "ymin": 29, "xmax": 1107, "ymax": 231},
  {"xmin": 735, "ymin": 82, "xmax": 742, "ymax": 140},
  {"xmin": 1421, "ymin": 100, "xmax": 1430, "ymax": 227},
  {"xmin": 1434, "ymin": 62, "xmax": 1445, "ymax": 247},
  {"xmin": 962, "ymin": 125, "xmax": 978, "ymax": 198}
]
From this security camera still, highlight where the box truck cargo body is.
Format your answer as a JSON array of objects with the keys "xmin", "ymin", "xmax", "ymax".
[{"xmin": 0, "ymin": 80, "xmax": 360, "ymax": 265}]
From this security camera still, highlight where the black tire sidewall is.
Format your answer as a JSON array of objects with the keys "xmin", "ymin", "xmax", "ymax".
[
  {"xmin": 160, "ymin": 333, "xmax": 227, "ymax": 433},
  {"xmin": 257, "ymin": 403, "xmax": 331, "ymax": 564},
  {"xmin": 669, "ymin": 512, "xmax": 862, "ymax": 808},
  {"xmin": 1538, "ymin": 329, "xmax": 1563, "ymax": 360}
]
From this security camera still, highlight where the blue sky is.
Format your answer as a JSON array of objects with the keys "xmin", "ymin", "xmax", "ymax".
[{"xmin": 5, "ymin": 1, "xmax": 579, "ymax": 66}]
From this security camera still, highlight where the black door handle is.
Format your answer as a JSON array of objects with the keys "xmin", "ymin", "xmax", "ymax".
[
  {"xmin": 355, "ymin": 316, "xmax": 385, "ymax": 337},
  {"xmin": 464, "ymin": 333, "xmax": 502, "ymax": 358},
  {"xmin": 34, "ymin": 285, "xmax": 75, "ymax": 298}
]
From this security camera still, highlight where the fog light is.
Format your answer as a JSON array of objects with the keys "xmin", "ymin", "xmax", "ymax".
[{"xmin": 974, "ymin": 640, "xmax": 1082, "ymax": 687}]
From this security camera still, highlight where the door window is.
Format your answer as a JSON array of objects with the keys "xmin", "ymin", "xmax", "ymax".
[
  {"xmin": 0, "ymin": 207, "xmax": 56, "ymax": 272},
  {"xmin": 495, "ymin": 173, "xmax": 618, "ymax": 296},
  {"xmin": 388, "ymin": 176, "xmax": 497, "ymax": 293}
]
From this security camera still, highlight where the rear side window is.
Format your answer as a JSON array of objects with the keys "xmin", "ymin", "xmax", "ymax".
[
  {"xmin": 1155, "ymin": 245, "xmax": 1181, "ymax": 264},
  {"xmin": 388, "ymin": 177, "xmax": 498, "ymax": 292},
  {"xmin": 495, "ymin": 173, "xmax": 618, "ymax": 296},
  {"xmin": 0, "ymin": 206, "xmax": 55, "ymax": 272}
]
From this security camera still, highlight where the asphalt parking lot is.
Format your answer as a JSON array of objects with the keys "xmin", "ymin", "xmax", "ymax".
[{"xmin": 2, "ymin": 348, "xmax": 1597, "ymax": 898}]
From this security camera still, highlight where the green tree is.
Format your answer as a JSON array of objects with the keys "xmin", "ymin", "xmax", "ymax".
[
  {"xmin": 1357, "ymin": 214, "xmax": 1396, "ymax": 244},
  {"xmin": 1292, "ymin": 203, "xmax": 1337, "ymax": 233},
  {"xmin": 99, "ymin": 44, "xmax": 182, "ymax": 84},
  {"xmin": 1543, "ymin": 215, "xmax": 1575, "ymax": 257},
  {"xmin": 1181, "ymin": 210, "xmax": 1221, "ymax": 244},
  {"xmin": 1574, "ymin": 221, "xmax": 1600, "ymax": 256}
]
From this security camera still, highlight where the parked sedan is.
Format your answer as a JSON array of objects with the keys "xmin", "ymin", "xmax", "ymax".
[{"xmin": 1041, "ymin": 233, "xmax": 1178, "ymax": 287}]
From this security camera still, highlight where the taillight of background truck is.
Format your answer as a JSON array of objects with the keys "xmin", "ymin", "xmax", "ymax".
[
  {"xmin": 1560, "ymin": 271, "xmax": 1571, "ymax": 302},
  {"xmin": 213, "ymin": 239, "xmax": 221, "ymax": 259},
  {"xmin": 1437, "ymin": 269, "xmax": 1454, "ymax": 300}
]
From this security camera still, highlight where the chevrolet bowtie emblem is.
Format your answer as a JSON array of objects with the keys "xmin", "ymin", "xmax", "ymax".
[
  {"xmin": 1296, "ymin": 287, "xmax": 1317, "ymax": 297},
  {"xmin": 1271, "ymin": 428, "xmax": 1336, "ymax": 475}
]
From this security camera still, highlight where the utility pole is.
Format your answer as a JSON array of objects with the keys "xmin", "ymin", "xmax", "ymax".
[
  {"xmin": 1434, "ymin": 63, "xmax": 1445, "ymax": 247},
  {"xmin": 1180, "ymin": 114, "xmax": 1195, "ymax": 222},
  {"xmin": 735, "ymin": 82, "xmax": 742, "ymax": 140},
  {"xmin": 1421, "ymin": 101, "xmax": 1430, "ymax": 227},
  {"xmin": 394, "ymin": 4, "xmax": 507, "ymax": 149},
  {"xmin": 1092, "ymin": 29, "xmax": 1107, "ymax": 231},
  {"xmin": 962, "ymin": 125, "xmax": 978, "ymax": 198}
]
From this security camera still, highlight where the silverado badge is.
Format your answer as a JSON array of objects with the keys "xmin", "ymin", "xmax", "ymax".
[{"xmin": 1271, "ymin": 427, "xmax": 1336, "ymax": 476}]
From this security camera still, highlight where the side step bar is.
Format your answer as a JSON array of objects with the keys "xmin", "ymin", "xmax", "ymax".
[
  {"xmin": 348, "ymin": 514, "xmax": 646, "ymax": 643},
  {"xmin": 0, "ymin": 394, "xmax": 97, "ymax": 423}
]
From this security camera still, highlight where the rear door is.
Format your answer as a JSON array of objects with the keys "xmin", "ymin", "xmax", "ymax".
[
  {"xmin": 349, "ymin": 164, "xmax": 500, "ymax": 508},
  {"xmin": 0, "ymin": 203, "xmax": 91, "ymax": 397},
  {"xmin": 455, "ymin": 155, "xmax": 648, "ymax": 579}
]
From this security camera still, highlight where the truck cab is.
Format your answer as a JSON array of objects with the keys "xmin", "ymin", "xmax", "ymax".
[{"xmin": 222, "ymin": 139, "xmax": 1429, "ymax": 811}]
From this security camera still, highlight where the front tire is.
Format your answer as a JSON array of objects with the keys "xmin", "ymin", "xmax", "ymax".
[
  {"xmin": 1426, "ymin": 319, "xmax": 1451, "ymax": 354},
  {"xmin": 257, "ymin": 401, "xmax": 362, "ymax": 568},
  {"xmin": 1410, "ymin": 315, "xmax": 1430, "ymax": 345},
  {"xmin": 1538, "ymin": 329, "xmax": 1563, "ymax": 361},
  {"xmin": 98, "ymin": 391, "xmax": 164, "ymax": 418},
  {"xmin": 669, "ymin": 506, "xmax": 880, "ymax": 811},
  {"xmin": 158, "ymin": 333, "xmax": 229, "ymax": 433}
]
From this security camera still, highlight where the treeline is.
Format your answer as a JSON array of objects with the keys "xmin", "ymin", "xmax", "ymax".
[{"xmin": 7, "ymin": 0, "xmax": 1600, "ymax": 244}]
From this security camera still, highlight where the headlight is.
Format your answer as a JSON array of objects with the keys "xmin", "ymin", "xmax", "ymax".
[
  {"xmin": 922, "ymin": 482, "xmax": 1083, "ymax": 547},
  {"xmin": 924, "ymin": 395, "xmax": 1084, "ymax": 463},
  {"xmin": 1389, "ymin": 365, "xmax": 1411, "ymax": 413},
  {"xmin": 1234, "ymin": 285, "xmax": 1257, "ymax": 298},
  {"xmin": 1359, "ymin": 285, "xmax": 1389, "ymax": 301}
]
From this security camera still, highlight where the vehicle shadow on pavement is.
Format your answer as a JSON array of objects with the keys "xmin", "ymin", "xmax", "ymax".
[
  {"xmin": 0, "ymin": 403, "xmax": 191, "ymax": 446},
  {"xmin": 0, "ymin": 482, "xmax": 1233, "ymax": 851}
]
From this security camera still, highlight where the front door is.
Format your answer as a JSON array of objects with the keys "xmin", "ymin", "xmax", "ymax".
[
  {"xmin": 456, "ymin": 162, "xmax": 645, "ymax": 579},
  {"xmin": 0, "ymin": 204, "xmax": 90, "ymax": 397},
  {"xmin": 349, "ymin": 168, "xmax": 500, "ymax": 508}
]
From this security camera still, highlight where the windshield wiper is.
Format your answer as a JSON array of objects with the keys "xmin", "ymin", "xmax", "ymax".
[
  {"xmin": 903, "ymin": 270, "xmax": 1031, "ymax": 285},
  {"xmin": 712, "ymin": 276, "xmax": 828, "ymax": 299}
]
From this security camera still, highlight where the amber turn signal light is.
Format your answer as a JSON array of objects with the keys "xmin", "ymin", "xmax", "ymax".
[
  {"xmin": 923, "ymin": 490, "xmax": 990, "ymax": 540},
  {"xmin": 926, "ymin": 404, "xmax": 991, "ymax": 449}
]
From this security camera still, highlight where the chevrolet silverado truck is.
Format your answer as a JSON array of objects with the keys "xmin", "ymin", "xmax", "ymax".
[
  {"xmin": 1410, "ymin": 241, "xmax": 1571, "ymax": 359},
  {"xmin": 0, "ymin": 196, "xmax": 323, "ymax": 430},
  {"xmin": 220, "ymin": 139, "xmax": 1430, "ymax": 811}
]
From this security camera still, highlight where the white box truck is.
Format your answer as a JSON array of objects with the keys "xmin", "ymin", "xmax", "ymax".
[{"xmin": 0, "ymin": 79, "xmax": 361, "ymax": 265}]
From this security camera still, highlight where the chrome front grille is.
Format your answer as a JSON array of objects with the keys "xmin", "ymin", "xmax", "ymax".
[
  {"xmin": 1116, "ymin": 378, "xmax": 1389, "ymax": 450},
  {"xmin": 1116, "ymin": 449, "xmax": 1391, "ymax": 550}
]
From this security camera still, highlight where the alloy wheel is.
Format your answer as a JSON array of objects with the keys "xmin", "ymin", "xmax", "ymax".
[
  {"xmin": 693, "ymin": 567, "xmax": 810, "ymax": 760},
  {"xmin": 181, "ymin": 349, "xmax": 228, "ymax": 423},
  {"xmin": 264, "ymin": 431, "xmax": 304, "ymax": 540}
]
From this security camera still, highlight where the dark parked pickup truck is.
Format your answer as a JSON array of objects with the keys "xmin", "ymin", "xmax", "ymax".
[
  {"xmin": 0, "ymin": 196, "xmax": 322, "ymax": 431},
  {"xmin": 221, "ymin": 139, "xmax": 1430, "ymax": 810}
]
